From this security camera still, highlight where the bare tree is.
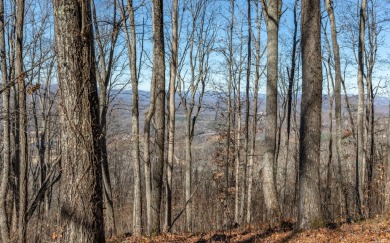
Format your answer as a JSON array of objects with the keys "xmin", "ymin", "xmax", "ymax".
[
  {"xmin": 283, "ymin": 0, "xmax": 298, "ymax": 218},
  {"xmin": 356, "ymin": 0, "xmax": 366, "ymax": 217},
  {"xmin": 91, "ymin": 0, "xmax": 120, "ymax": 236},
  {"xmin": 324, "ymin": 0, "xmax": 354, "ymax": 221},
  {"xmin": 15, "ymin": 0, "xmax": 28, "ymax": 241},
  {"xmin": 127, "ymin": 0, "xmax": 142, "ymax": 236},
  {"xmin": 0, "ymin": 0, "xmax": 10, "ymax": 241},
  {"xmin": 150, "ymin": 0, "xmax": 165, "ymax": 235},
  {"xmin": 225, "ymin": 0, "xmax": 234, "ymax": 228},
  {"xmin": 246, "ymin": 0, "xmax": 265, "ymax": 224},
  {"xmin": 177, "ymin": 0, "xmax": 216, "ymax": 231},
  {"xmin": 298, "ymin": 0, "xmax": 324, "ymax": 230},
  {"xmin": 244, "ymin": 0, "xmax": 252, "ymax": 224},
  {"xmin": 53, "ymin": 0, "xmax": 105, "ymax": 241},
  {"xmin": 165, "ymin": 0, "xmax": 178, "ymax": 232},
  {"xmin": 261, "ymin": 0, "xmax": 282, "ymax": 223}
]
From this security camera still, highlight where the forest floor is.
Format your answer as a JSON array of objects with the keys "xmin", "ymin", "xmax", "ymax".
[{"xmin": 108, "ymin": 215, "xmax": 390, "ymax": 242}]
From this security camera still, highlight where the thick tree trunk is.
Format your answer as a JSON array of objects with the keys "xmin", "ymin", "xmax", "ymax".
[
  {"xmin": 262, "ymin": 0, "xmax": 281, "ymax": 222},
  {"xmin": 298, "ymin": 0, "xmax": 324, "ymax": 230},
  {"xmin": 53, "ymin": 1, "xmax": 105, "ymax": 241},
  {"xmin": 150, "ymin": 0, "xmax": 165, "ymax": 235}
]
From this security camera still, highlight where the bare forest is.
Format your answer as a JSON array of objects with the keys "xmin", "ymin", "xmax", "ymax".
[{"xmin": 0, "ymin": 0, "xmax": 390, "ymax": 242}]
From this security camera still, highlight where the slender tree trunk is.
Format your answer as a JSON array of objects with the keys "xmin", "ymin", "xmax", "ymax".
[
  {"xmin": 165, "ymin": 0, "xmax": 178, "ymax": 232},
  {"xmin": 283, "ymin": 0, "xmax": 298, "ymax": 218},
  {"xmin": 53, "ymin": 0, "xmax": 105, "ymax": 241},
  {"xmin": 298, "ymin": 0, "xmax": 324, "ymax": 230},
  {"xmin": 262, "ymin": 0, "xmax": 281, "ymax": 222},
  {"xmin": 125, "ymin": 0, "xmax": 142, "ymax": 236},
  {"xmin": 185, "ymin": 117, "xmax": 192, "ymax": 231},
  {"xmin": 244, "ymin": 0, "xmax": 252, "ymax": 224},
  {"xmin": 15, "ymin": 0, "xmax": 28, "ymax": 241},
  {"xmin": 0, "ymin": 0, "xmax": 11, "ymax": 240},
  {"xmin": 325, "ymin": 0, "xmax": 355, "ymax": 220},
  {"xmin": 224, "ymin": 0, "xmax": 234, "ymax": 228},
  {"xmin": 324, "ymin": 63, "xmax": 334, "ymax": 222},
  {"xmin": 143, "ymin": 72, "xmax": 155, "ymax": 236},
  {"xmin": 356, "ymin": 0, "xmax": 366, "ymax": 218},
  {"xmin": 117, "ymin": 0, "xmax": 143, "ymax": 234},
  {"xmin": 91, "ymin": 1, "xmax": 118, "ymax": 236},
  {"xmin": 235, "ymin": 91, "xmax": 241, "ymax": 224},
  {"xmin": 246, "ymin": 1, "xmax": 262, "ymax": 223},
  {"xmin": 365, "ymin": 9, "xmax": 377, "ymax": 217}
]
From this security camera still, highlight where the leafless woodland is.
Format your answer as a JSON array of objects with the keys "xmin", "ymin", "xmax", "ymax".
[{"xmin": 0, "ymin": 0, "xmax": 390, "ymax": 242}]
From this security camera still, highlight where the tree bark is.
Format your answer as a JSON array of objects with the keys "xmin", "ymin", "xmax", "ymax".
[
  {"xmin": 225, "ymin": 0, "xmax": 234, "ymax": 227},
  {"xmin": 53, "ymin": 0, "xmax": 105, "ymax": 241},
  {"xmin": 124, "ymin": 0, "xmax": 142, "ymax": 236},
  {"xmin": 165, "ymin": 0, "xmax": 178, "ymax": 232},
  {"xmin": 15, "ymin": 0, "xmax": 28, "ymax": 241},
  {"xmin": 298, "ymin": 0, "xmax": 324, "ymax": 230},
  {"xmin": 150, "ymin": 0, "xmax": 165, "ymax": 235},
  {"xmin": 0, "ymin": 0, "xmax": 11, "ymax": 240},
  {"xmin": 356, "ymin": 0, "xmax": 366, "ymax": 218},
  {"xmin": 283, "ymin": 0, "xmax": 298, "ymax": 218},
  {"xmin": 261, "ymin": 0, "xmax": 281, "ymax": 222}
]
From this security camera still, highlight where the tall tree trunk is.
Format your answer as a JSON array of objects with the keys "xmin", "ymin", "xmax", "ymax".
[
  {"xmin": 91, "ymin": 0, "xmax": 118, "ymax": 236},
  {"xmin": 246, "ymin": 0, "xmax": 262, "ymax": 224},
  {"xmin": 124, "ymin": 0, "xmax": 142, "ymax": 236},
  {"xmin": 298, "ymin": 0, "xmax": 324, "ymax": 230},
  {"xmin": 261, "ymin": 0, "xmax": 281, "ymax": 222},
  {"xmin": 325, "ymin": 0, "xmax": 354, "ymax": 220},
  {"xmin": 15, "ymin": 0, "xmax": 27, "ymax": 241},
  {"xmin": 0, "ymin": 0, "xmax": 11, "ymax": 240},
  {"xmin": 53, "ymin": 0, "xmax": 105, "ymax": 241},
  {"xmin": 150, "ymin": 0, "xmax": 165, "ymax": 235},
  {"xmin": 165, "ymin": 0, "xmax": 178, "ymax": 232},
  {"xmin": 242, "ymin": 0, "xmax": 251, "ymax": 223},
  {"xmin": 356, "ymin": 0, "xmax": 366, "ymax": 218},
  {"xmin": 283, "ymin": 0, "xmax": 298, "ymax": 218},
  {"xmin": 143, "ymin": 65, "xmax": 155, "ymax": 236},
  {"xmin": 224, "ymin": 0, "xmax": 234, "ymax": 228},
  {"xmin": 365, "ymin": 6, "xmax": 377, "ymax": 217}
]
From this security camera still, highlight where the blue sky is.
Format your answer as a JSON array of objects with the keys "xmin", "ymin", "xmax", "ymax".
[{"xmin": 129, "ymin": 0, "xmax": 390, "ymax": 97}]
